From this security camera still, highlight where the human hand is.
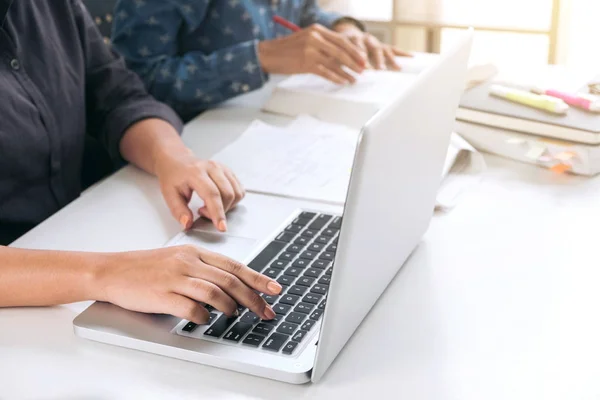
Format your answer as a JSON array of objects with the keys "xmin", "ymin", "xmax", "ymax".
[
  {"xmin": 258, "ymin": 23, "xmax": 367, "ymax": 84},
  {"xmin": 333, "ymin": 22, "xmax": 412, "ymax": 71},
  {"xmin": 154, "ymin": 149, "xmax": 245, "ymax": 232},
  {"xmin": 95, "ymin": 245, "xmax": 282, "ymax": 324}
]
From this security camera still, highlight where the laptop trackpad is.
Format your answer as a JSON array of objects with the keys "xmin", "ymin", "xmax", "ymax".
[{"xmin": 172, "ymin": 230, "xmax": 258, "ymax": 263}]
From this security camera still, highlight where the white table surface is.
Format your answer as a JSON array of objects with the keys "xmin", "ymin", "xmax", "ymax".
[{"xmin": 3, "ymin": 82, "xmax": 600, "ymax": 400}]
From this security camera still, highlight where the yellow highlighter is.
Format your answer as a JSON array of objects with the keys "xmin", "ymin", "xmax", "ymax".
[{"xmin": 489, "ymin": 84, "xmax": 569, "ymax": 115}]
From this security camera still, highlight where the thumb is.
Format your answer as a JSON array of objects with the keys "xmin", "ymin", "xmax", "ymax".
[{"xmin": 163, "ymin": 186, "xmax": 194, "ymax": 230}]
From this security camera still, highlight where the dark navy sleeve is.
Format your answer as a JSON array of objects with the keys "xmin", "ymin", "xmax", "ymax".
[
  {"xmin": 111, "ymin": 0, "xmax": 268, "ymax": 119},
  {"xmin": 71, "ymin": 0, "xmax": 183, "ymax": 163}
]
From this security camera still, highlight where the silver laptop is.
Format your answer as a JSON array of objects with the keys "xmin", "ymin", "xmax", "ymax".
[{"xmin": 73, "ymin": 31, "xmax": 473, "ymax": 384}]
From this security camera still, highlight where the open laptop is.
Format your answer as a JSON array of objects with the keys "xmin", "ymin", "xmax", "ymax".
[{"xmin": 73, "ymin": 31, "xmax": 473, "ymax": 384}]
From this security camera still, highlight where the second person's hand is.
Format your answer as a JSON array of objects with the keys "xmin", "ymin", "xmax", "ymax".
[{"xmin": 258, "ymin": 24, "xmax": 368, "ymax": 85}]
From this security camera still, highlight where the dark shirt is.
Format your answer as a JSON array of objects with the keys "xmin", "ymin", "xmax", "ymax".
[{"xmin": 0, "ymin": 0, "xmax": 183, "ymax": 245}]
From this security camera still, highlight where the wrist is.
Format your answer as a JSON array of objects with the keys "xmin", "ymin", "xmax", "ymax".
[
  {"xmin": 257, "ymin": 40, "xmax": 277, "ymax": 74},
  {"xmin": 83, "ymin": 252, "xmax": 116, "ymax": 303},
  {"xmin": 150, "ymin": 135, "xmax": 193, "ymax": 179}
]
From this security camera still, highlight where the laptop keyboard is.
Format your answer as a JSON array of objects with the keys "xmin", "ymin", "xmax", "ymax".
[{"xmin": 179, "ymin": 212, "xmax": 340, "ymax": 356}]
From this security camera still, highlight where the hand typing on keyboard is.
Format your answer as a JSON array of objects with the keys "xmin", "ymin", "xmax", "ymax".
[{"xmin": 94, "ymin": 245, "xmax": 282, "ymax": 324}]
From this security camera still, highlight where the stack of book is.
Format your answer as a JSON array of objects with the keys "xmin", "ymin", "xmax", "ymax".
[{"xmin": 455, "ymin": 71, "xmax": 600, "ymax": 175}]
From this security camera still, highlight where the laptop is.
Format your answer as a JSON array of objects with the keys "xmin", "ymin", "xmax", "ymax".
[{"xmin": 73, "ymin": 31, "xmax": 473, "ymax": 384}]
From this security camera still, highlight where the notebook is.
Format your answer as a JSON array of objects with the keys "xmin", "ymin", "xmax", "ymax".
[
  {"xmin": 457, "ymin": 75, "xmax": 600, "ymax": 144},
  {"xmin": 455, "ymin": 120, "xmax": 600, "ymax": 176},
  {"xmin": 262, "ymin": 53, "xmax": 498, "ymax": 129},
  {"xmin": 262, "ymin": 70, "xmax": 418, "ymax": 129}
]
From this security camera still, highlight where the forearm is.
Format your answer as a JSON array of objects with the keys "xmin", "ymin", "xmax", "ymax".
[
  {"xmin": 119, "ymin": 118, "xmax": 190, "ymax": 176},
  {"xmin": 0, "ymin": 246, "xmax": 107, "ymax": 307}
]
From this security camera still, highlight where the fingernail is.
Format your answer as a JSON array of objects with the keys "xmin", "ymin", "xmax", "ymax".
[
  {"xmin": 218, "ymin": 220, "xmax": 227, "ymax": 232},
  {"xmin": 267, "ymin": 281, "xmax": 283, "ymax": 294},
  {"xmin": 180, "ymin": 215, "xmax": 190, "ymax": 229},
  {"xmin": 233, "ymin": 309, "xmax": 240, "ymax": 317},
  {"xmin": 264, "ymin": 306, "xmax": 276, "ymax": 320}
]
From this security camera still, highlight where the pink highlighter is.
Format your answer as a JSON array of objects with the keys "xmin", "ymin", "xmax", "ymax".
[{"xmin": 531, "ymin": 87, "xmax": 600, "ymax": 112}]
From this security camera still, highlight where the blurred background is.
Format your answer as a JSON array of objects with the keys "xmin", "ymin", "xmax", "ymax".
[{"xmin": 319, "ymin": 0, "xmax": 600, "ymax": 71}]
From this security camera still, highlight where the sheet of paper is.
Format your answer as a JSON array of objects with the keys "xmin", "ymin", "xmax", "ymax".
[
  {"xmin": 279, "ymin": 70, "xmax": 417, "ymax": 106},
  {"xmin": 211, "ymin": 116, "xmax": 359, "ymax": 204}
]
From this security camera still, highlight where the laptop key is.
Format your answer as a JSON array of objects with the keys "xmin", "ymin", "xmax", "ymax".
[
  {"xmin": 293, "ymin": 217, "xmax": 311, "ymax": 226},
  {"xmin": 300, "ymin": 211, "xmax": 317, "ymax": 220},
  {"xmin": 286, "ymin": 244, "xmax": 303, "ymax": 253},
  {"xmin": 253, "ymin": 323, "xmax": 274, "ymax": 335},
  {"xmin": 294, "ymin": 302, "xmax": 315, "ymax": 314},
  {"xmin": 321, "ymin": 228, "xmax": 339, "ymax": 237},
  {"xmin": 263, "ymin": 268, "xmax": 280, "ymax": 279},
  {"xmin": 182, "ymin": 321, "xmax": 198, "ymax": 333},
  {"xmin": 315, "ymin": 236, "xmax": 331, "ymax": 245},
  {"xmin": 311, "ymin": 284, "xmax": 328, "ymax": 295},
  {"xmin": 287, "ymin": 285, "xmax": 308, "ymax": 296},
  {"xmin": 303, "ymin": 293, "xmax": 322, "ymax": 304},
  {"xmin": 204, "ymin": 314, "xmax": 237, "ymax": 338},
  {"xmin": 277, "ymin": 275, "xmax": 294, "ymax": 287},
  {"xmin": 326, "ymin": 267, "xmax": 333, "ymax": 276},
  {"xmin": 262, "ymin": 294, "xmax": 279, "ymax": 305},
  {"xmin": 328, "ymin": 217, "xmax": 342, "ymax": 229},
  {"xmin": 270, "ymin": 260, "xmax": 289, "ymax": 270},
  {"xmin": 319, "ymin": 299, "xmax": 327, "ymax": 310},
  {"xmin": 294, "ymin": 236, "xmax": 310, "ymax": 246},
  {"xmin": 303, "ymin": 268, "xmax": 321, "ymax": 278},
  {"xmin": 286, "ymin": 312, "xmax": 307, "ymax": 324},
  {"xmin": 292, "ymin": 259, "xmax": 310, "ymax": 269},
  {"xmin": 283, "ymin": 267, "xmax": 302, "ymax": 277},
  {"xmin": 263, "ymin": 333, "xmax": 289, "ymax": 352},
  {"xmin": 240, "ymin": 312, "xmax": 260, "ymax": 325},
  {"xmin": 318, "ymin": 275, "xmax": 331, "ymax": 285},
  {"xmin": 301, "ymin": 229, "xmax": 317, "ymax": 238},
  {"xmin": 277, "ymin": 322, "xmax": 299, "ymax": 335},
  {"xmin": 273, "ymin": 303, "xmax": 292, "ymax": 315},
  {"xmin": 223, "ymin": 322, "xmax": 253, "ymax": 342},
  {"xmin": 278, "ymin": 252, "xmax": 295, "ymax": 262},
  {"xmin": 308, "ymin": 243, "xmax": 324, "ymax": 252},
  {"xmin": 326, "ymin": 244, "xmax": 338, "ymax": 253},
  {"xmin": 242, "ymin": 333, "xmax": 266, "ymax": 347},
  {"xmin": 301, "ymin": 320, "xmax": 316, "ymax": 331},
  {"xmin": 247, "ymin": 241, "xmax": 286, "ymax": 272},
  {"xmin": 285, "ymin": 224, "xmax": 303, "ymax": 233},
  {"xmin": 297, "ymin": 277, "xmax": 315, "ymax": 287},
  {"xmin": 280, "ymin": 294, "xmax": 300, "ymax": 306},
  {"xmin": 309, "ymin": 214, "xmax": 333, "ymax": 230},
  {"xmin": 275, "ymin": 231, "xmax": 296, "ymax": 243},
  {"xmin": 299, "ymin": 251, "xmax": 318, "ymax": 260},
  {"xmin": 311, "ymin": 260, "xmax": 330, "ymax": 270},
  {"xmin": 282, "ymin": 341, "xmax": 299, "ymax": 355},
  {"xmin": 310, "ymin": 310, "xmax": 324, "ymax": 321},
  {"xmin": 319, "ymin": 252, "xmax": 335, "ymax": 261},
  {"xmin": 292, "ymin": 330, "xmax": 309, "ymax": 343},
  {"xmin": 262, "ymin": 314, "xmax": 283, "ymax": 325}
]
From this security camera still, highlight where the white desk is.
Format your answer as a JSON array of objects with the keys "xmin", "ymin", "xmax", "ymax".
[{"xmin": 3, "ymin": 83, "xmax": 600, "ymax": 400}]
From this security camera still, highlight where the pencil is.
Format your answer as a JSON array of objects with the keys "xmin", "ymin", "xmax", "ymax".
[{"xmin": 273, "ymin": 15, "xmax": 301, "ymax": 32}]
